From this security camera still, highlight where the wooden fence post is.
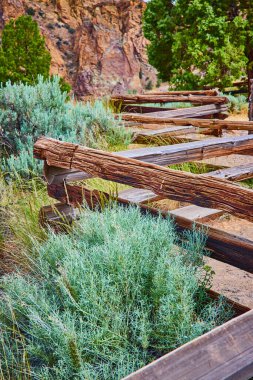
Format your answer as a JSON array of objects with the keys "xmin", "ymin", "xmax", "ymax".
[{"xmin": 248, "ymin": 78, "xmax": 253, "ymax": 134}]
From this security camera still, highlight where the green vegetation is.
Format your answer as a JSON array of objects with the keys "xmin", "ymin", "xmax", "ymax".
[
  {"xmin": 225, "ymin": 94, "xmax": 248, "ymax": 114},
  {"xmin": 143, "ymin": 1, "xmax": 253, "ymax": 90},
  {"xmin": 0, "ymin": 205, "xmax": 232, "ymax": 379},
  {"xmin": 0, "ymin": 15, "xmax": 242, "ymax": 377},
  {"xmin": 0, "ymin": 15, "xmax": 51, "ymax": 85},
  {"xmin": 0, "ymin": 77, "xmax": 132, "ymax": 179},
  {"xmin": 0, "ymin": 15, "xmax": 72, "ymax": 95}
]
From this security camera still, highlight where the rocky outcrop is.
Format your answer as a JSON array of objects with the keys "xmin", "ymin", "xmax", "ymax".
[{"xmin": 0, "ymin": 0, "xmax": 156, "ymax": 97}]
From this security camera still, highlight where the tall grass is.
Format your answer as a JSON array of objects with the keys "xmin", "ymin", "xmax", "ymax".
[
  {"xmin": 0, "ymin": 206, "xmax": 232, "ymax": 379},
  {"xmin": 0, "ymin": 174, "xmax": 50, "ymax": 274}
]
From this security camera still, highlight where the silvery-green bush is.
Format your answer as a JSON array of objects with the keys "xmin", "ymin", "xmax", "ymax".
[
  {"xmin": 0, "ymin": 206, "xmax": 232, "ymax": 379},
  {"xmin": 0, "ymin": 76, "xmax": 131, "ymax": 178},
  {"xmin": 222, "ymin": 93, "xmax": 248, "ymax": 114}
]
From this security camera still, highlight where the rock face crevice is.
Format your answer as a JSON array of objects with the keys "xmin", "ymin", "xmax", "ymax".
[{"xmin": 0, "ymin": 0, "xmax": 156, "ymax": 97}]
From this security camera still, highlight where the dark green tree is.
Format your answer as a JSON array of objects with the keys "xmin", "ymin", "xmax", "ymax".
[
  {"xmin": 143, "ymin": 0, "xmax": 253, "ymax": 91},
  {"xmin": 0, "ymin": 15, "xmax": 51, "ymax": 84}
]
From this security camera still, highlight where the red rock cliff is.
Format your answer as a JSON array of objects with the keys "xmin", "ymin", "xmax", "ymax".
[{"xmin": 0, "ymin": 0, "xmax": 156, "ymax": 97}]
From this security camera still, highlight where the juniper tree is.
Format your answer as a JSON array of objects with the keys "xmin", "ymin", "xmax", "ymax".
[
  {"xmin": 0, "ymin": 15, "xmax": 51, "ymax": 84},
  {"xmin": 143, "ymin": 0, "xmax": 253, "ymax": 91}
]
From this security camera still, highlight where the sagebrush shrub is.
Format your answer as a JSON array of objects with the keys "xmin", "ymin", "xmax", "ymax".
[
  {"xmin": 0, "ymin": 76, "xmax": 131, "ymax": 178},
  {"xmin": 222, "ymin": 93, "xmax": 248, "ymax": 113},
  {"xmin": 0, "ymin": 206, "xmax": 232, "ymax": 379}
]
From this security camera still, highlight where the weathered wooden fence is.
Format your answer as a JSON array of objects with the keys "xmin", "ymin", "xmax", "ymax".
[{"xmin": 33, "ymin": 88, "xmax": 253, "ymax": 379}]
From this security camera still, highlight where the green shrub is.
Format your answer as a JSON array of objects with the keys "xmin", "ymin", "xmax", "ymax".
[
  {"xmin": 0, "ymin": 206, "xmax": 232, "ymax": 379},
  {"xmin": 223, "ymin": 93, "xmax": 248, "ymax": 113},
  {"xmin": 0, "ymin": 76, "xmax": 131, "ymax": 178},
  {"xmin": 0, "ymin": 15, "xmax": 51, "ymax": 85}
]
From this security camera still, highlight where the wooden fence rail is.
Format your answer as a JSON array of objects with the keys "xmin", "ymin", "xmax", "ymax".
[
  {"xmin": 143, "ymin": 90, "xmax": 219, "ymax": 96},
  {"xmin": 34, "ymin": 132, "xmax": 253, "ymax": 379},
  {"xmin": 34, "ymin": 137, "xmax": 253, "ymax": 222},
  {"xmin": 42, "ymin": 135, "xmax": 253, "ymax": 185},
  {"xmin": 111, "ymin": 94, "xmax": 227, "ymax": 105},
  {"xmin": 121, "ymin": 115, "xmax": 253, "ymax": 131},
  {"xmin": 120, "ymin": 104, "xmax": 228, "ymax": 119}
]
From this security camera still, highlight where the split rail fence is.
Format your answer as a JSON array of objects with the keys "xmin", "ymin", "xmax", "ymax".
[{"xmin": 34, "ymin": 89, "xmax": 253, "ymax": 379}]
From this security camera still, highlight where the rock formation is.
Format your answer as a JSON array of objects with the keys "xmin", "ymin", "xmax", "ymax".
[{"xmin": 0, "ymin": 0, "xmax": 156, "ymax": 97}]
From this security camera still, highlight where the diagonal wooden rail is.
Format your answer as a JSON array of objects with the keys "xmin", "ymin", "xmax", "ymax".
[
  {"xmin": 34, "ymin": 137, "xmax": 253, "ymax": 222},
  {"xmin": 43, "ymin": 135, "xmax": 253, "ymax": 185}
]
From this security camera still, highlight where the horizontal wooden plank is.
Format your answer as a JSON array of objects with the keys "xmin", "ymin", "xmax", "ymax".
[
  {"xmin": 123, "ymin": 309, "xmax": 253, "ymax": 380},
  {"xmin": 121, "ymin": 105, "xmax": 176, "ymax": 114},
  {"xmin": 119, "ymin": 188, "xmax": 225, "ymax": 222},
  {"xmin": 118, "ymin": 188, "xmax": 162, "ymax": 203},
  {"xmin": 170, "ymin": 205, "xmax": 224, "ymax": 222},
  {"xmin": 120, "ymin": 105, "xmax": 228, "ymax": 122},
  {"xmin": 34, "ymin": 137, "xmax": 253, "ymax": 221},
  {"xmin": 207, "ymin": 163, "xmax": 253, "ymax": 181},
  {"xmin": 143, "ymin": 104, "xmax": 228, "ymax": 118},
  {"xmin": 133, "ymin": 126, "xmax": 197, "ymax": 143},
  {"xmin": 126, "ymin": 122, "xmax": 220, "ymax": 136},
  {"xmin": 134, "ymin": 125, "xmax": 197, "ymax": 136},
  {"xmin": 118, "ymin": 135, "xmax": 253, "ymax": 166},
  {"xmin": 118, "ymin": 189, "xmax": 223, "ymax": 221},
  {"xmin": 144, "ymin": 90, "xmax": 219, "ymax": 96},
  {"xmin": 112, "ymin": 94, "xmax": 227, "ymax": 105},
  {"xmin": 120, "ymin": 114, "xmax": 253, "ymax": 132},
  {"xmin": 47, "ymin": 183, "xmax": 253, "ymax": 273}
]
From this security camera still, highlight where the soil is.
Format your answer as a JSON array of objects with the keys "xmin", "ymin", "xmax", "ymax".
[
  {"xmin": 153, "ymin": 113, "xmax": 253, "ymax": 308},
  {"xmin": 200, "ymin": 114, "xmax": 253, "ymax": 308}
]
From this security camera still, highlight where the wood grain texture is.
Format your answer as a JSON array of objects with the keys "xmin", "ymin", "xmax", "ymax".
[
  {"xmin": 170, "ymin": 205, "xmax": 224, "ymax": 222},
  {"xmin": 133, "ymin": 126, "xmax": 197, "ymax": 143},
  {"xmin": 47, "ymin": 183, "xmax": 253, "ymax": 272},
  {"xmin": 120, "ymin": 114, "xmax": 253, "ymax": 131},
  {"xmin": 142, "ymin": 104, "xmax": 228, "ymax": 118},
  {"xmin": 125, "ymin": 122, "xmax": 220, "ymax": 137},
  {"xmin": 123, "ymin": 309, "xmax": 253, "ymax": 380},
  {"xmin": 121, "ymin": 105, "xmax": 176, "ymax": 114},
  {"xmin": 144, "ymin": 90, "xmax": 219, "ymax": 96},
  {"xmin": 112, "ymin": 94, "xmax": 228, "ymax": 105},
  {"xmin": 119, "ymin": 104, "xmax": 228, "ymax": 121},
  {"xmin": 118, "ymin": 189, "xmax": 224, "ymax": 221},
  {"xmin": 43, "ymin": 135, "xmax": 253, "ymax": 184},
  {"xmin": 206, "ymin": 163, "xmax": 253, "ymax": 181},
  {"xmin": 34, "ymin": 137, "xmax": 253, "ymax": 221}
]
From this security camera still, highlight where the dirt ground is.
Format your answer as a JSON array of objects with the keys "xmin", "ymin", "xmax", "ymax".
[
  {"xmin": 131, "ymin": 109, "xmax": 253, "ymax": 308},
  {"xmin": 201, "ymin": 112, "xmax": 253, "ymax": 308},
  {"xmin": 155, "ymin": 112, "xmax": 253, "ymax": 308}
]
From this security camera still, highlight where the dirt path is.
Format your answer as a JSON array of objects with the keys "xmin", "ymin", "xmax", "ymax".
[{"xmin": 202, "ymin": 113, "xmax": 253, "ymax": 308}]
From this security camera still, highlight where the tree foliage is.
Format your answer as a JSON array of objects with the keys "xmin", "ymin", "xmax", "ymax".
[
  {"xmin": 143, "ymin": 0, "xmax": 253, "ymax": 89},
  {"xmin": 0, "ymin": 15, "xmax": 51, "ymax": 85}
]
